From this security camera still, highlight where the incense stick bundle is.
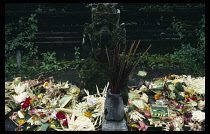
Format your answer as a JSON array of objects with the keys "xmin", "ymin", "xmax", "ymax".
[{"xmin": 106, "ymin": 40, "xmax": 152, "ymax": 94}]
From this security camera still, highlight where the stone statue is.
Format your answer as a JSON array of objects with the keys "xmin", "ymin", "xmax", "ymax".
[
  {"xmin": 79, "ymin": 3, "xmax": 126, "ymax": 95},
  {"xmin": 82, "ymin": 3, "xmax": 126, "ymax": 61}
]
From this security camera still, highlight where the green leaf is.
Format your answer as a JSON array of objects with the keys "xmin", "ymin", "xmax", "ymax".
[
  {"xmin": 137, "ymin": 70, "xmax": 147, "ymax": 77},
  {"xmin": 37, "ymin": 123, "xmax": 50, "ymax": 131}
]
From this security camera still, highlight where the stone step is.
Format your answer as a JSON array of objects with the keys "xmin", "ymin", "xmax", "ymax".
[{"xmin": 34, "ymin": 37, "xmax": 83, "ymax": 42}]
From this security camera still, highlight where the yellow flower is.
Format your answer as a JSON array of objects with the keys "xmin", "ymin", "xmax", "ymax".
[
  {"xmin": 144, "ymin": 107, "xmax": 150, "ymax": 111},
  {"xmin": 154, "ymin": 94, "xmax": 160, "ymax": 100},
  {"xmin": 131, "ymin": 124, "xmax": 137, "ymax": 127},
  {"xmin": 29, "ymin": 99, "xmax": 33, "ymax": 104},
  {"xmin": 21, "ymin": 112, "xmax": 26, "ymax": 115},
  {"xmin": 49, "ymin": 124, "xmax": 56, "ymax": 129},
  {"xmin": 182, "ymin": 108, "xmax": 186, "ymax": 111},
  {"xmin": 26, "ymin": 127, "xmax": 30, "ymax": 130},
  {"xmin": 185, "ymin": 89, "xmax": 195, "ymax": 94},
  {"xmin": 84, "ymin": 112, "xmax": 92, "ymax": 118},
  {"xmin": 32, "ymin": 117, "xmax": 38, "ymax": 121},
  {"xmin": 18, "ymin": 129, "xmax": 23, "ymax": 131},
  {"xmin": 185, "ymin": 95, "xmax": 189, "ymax": 98},
  {"xmin": 47, "ymin": 105, "xmax": 51, "ymax": 108},
  {"xmin": 173, "ymin": 79, "xmax": 179, "ymax": 84},
  {"xmin": 38, "ymin": 93, "xmax": 43, "ymax": 98},
  {"xmin": 75, "ymin": 90, "xmax": 80, "ymax": 94},
  {"xmin": 19, "ymin": 119, "xmax": 25, "ymax": 125},
  {"xmin": 48, "ymin": 119, "xmax": 54, "ymax": 123},
  {"xmin": 44, "ymin": 82, "xmax": 49, "ymax": 86},
  {"xmin": 147, "ymin": 104, "xmax": 151, "ymax": 106}
]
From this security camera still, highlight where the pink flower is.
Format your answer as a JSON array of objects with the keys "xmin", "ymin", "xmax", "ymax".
[
  {"xmin": 56, "ymin": 112, "xmax": 66, "ymax": 120},
  {"xmin": 34, "ymin": 96, "xmax": 38, "ymax": 101},
  {"xmin": 11, "ymin": 116, "xmax": 17, "ymax": 120},
  {"xmin": 137, "ymin": 121, "xmax": 148, "ymax": 131},
  {"xmin": 62, "ymin": 120, "xmax": 68, "ymax": 126},
  {"xmin": 144, "ymin": 111, "xmax": 151, "ymax": 119},
  {"xmin": 127, "ymin": 100, "xmax": 133, "ymax": 105},
  {"xmin": 161, "ymin": 118, "xmax": 173, "ymax": 121},
  {"xmin": 177, "ymin": 105, "xmax": 183, "ymax": 109},
  {"xmin": 29, "ymin": 109, "xmax": 36, "ymax": 114}
]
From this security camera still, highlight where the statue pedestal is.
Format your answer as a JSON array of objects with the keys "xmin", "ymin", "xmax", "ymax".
[{"xmin": 102, "ymin": 118, "xmax": 128, "ymax": 131}]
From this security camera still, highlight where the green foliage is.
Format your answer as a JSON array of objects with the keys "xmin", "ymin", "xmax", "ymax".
[
  {"xmin": 79, "ymin": 58, "xmax": 109, "ymax": 94},
  {"xmin": 35, "ymin": 6, "xmax": 67, "ymax": 13},
  {"xmin": 170, "ymin": 15, "xmax": 205, "ymax": 76},
  {"xmin": 5, "ymin": 13, "xmax": 38, "ymax": 79},
  {"xmin": 63, "ymin": 47, "xmax": 82, "ymax": 70},
  {"xmin": 136, "ymin": 53, "xmax": 174, "ymax": 70},
  {"xmin": 125, "ymin": 22, "xmax": 138, "ymax": 26},
  {"xmin": 139, "ymin": 3, "xmax": 174, "ymax": 11},
  {"xmin": 74, "ymin": 47, "xmax": 80, "ymax": 61},
  {"xmin": 138, "ymin": 3, "xmax": 204, "ymax": 11},
  {"xmin": 5, "ymin": 11, "xmax": 67, "ymax": 80},
  {"xmin": 5, "ymin": 14, "xmax": 38, "ymax": 59},
  {"xmin": 170, "ymin": 43, "xmax": 204, "ymax": 76},
  {"xmin": 171, "ymin": 16, "xmax": 189, "ymax": 40},
  {"xmin": 195, "ymin": 14, "xmax": 205, "ymax": 50}
]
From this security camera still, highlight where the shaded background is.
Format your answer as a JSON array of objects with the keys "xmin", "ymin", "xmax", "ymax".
[
  {"xmin": 5, "ymin": 3, "xmax": 205, "ymax": 60},
  {"xmin": 5, "ymin": 3, "xmax": 205, "ymax": 131}
]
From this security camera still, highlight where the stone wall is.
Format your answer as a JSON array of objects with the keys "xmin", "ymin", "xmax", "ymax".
[{"xmin": 5, "ymin": 3, "xmax": 205, "ymax": 59}]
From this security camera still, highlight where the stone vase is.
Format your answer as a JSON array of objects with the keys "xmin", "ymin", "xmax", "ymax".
[{"xmin": 104, "ymin": 89, "xmax": 125, "ymax": 121}]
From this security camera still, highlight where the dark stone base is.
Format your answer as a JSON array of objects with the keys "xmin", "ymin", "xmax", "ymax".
[{"xmin": 102, "ymin": 118, "xmax": 128, "ymax": 131}]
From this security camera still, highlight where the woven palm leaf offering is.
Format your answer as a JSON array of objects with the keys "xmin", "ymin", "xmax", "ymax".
[{"xmin": 5, "ymin": 74, "xmax": 111, "ymax": 131}]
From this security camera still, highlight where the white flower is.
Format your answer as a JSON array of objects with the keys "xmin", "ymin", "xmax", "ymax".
[
  {"xmin": 168, "ymin": 91, "xmax": 176, "ymax": 100},
  {"xmin": 60, "ymin": 111, "xmax": 95, "ymax": 131},
  {"xmin": 50, "ymin": 111, "xmax": 57, "ymax": 119},
  {"xmin": 197, "ymin": 100, "xmax": 205, "ymax": 110},
  {"xmin": 191, "ymin": 110, "xmax": 205, "ymax": 122},
  {"xmin": 14, "ymin": 83, "xmax": 26, "ymax": 94},
  {"xmin": 5, "ymin": 82, "xmax": 14, "ymax": 90},
  {"xmin": 155, "ymin": 100, "xmax": 165, "ymax": 106},
  {"xmin": 18, "ymin": 111, "xmax": 24, "ymax": 118},
  {"xmin": 74, "ymin": 102, "xmax": 88, "ymax": 113},
  {"xmin": 128, "ymin": 110, "xmax": 145, "ymax": 121},
  {"xmin": 186, "ymin": 99, "xmax": 197, "ymax": 107},
  {"xmin": 139, "ymin": 85, "xmax": 148, "ymax": 92},
  {"xmin": 12, "ymin": 92, "xmax": 28, "ymax": 103},
  {"xmin": 72, "ymin": 116, "xmax": 95, "ymax": 131},
  {"xmin": 27, "ymin": 116, "xmax": 42, "ymax": 125},
  {"xmin": 185, "ymin": 76, "xmax": 205, "ymax": 95},
  {"xmin": 87, "ymin": 97, "xmax": 97, "ymax": 106}
]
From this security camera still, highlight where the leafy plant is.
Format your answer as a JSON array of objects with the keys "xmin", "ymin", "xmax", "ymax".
[
  {"xmin": 40, "ymin": 52, "xmax": 59, "ymax": 71},
  {"xmin": 106, "ymin": 40, "xmax": 152, "ymax": 94},
  {"xmin": 138, "ymin": 4, "xmax": 174, "ymax": 11},
  {"xmin": 5, "ymin": 13, "xmax": 38, "ymax": 79},
  {"xmin": 74, "ymin": 47, "xmax": 80, "ymax": 61},
  {"xmin": 170, "ymin": 14, "xmax": 205, "ymax": 76},
  {"xmin": 171, "ymin": 16, "xmax": 188, "ymax": 40},
  {"xmin": 48, "ymin": 8, "xmax": 57, "ymax": 12}
]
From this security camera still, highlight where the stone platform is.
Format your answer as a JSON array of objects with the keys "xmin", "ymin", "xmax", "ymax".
[{"xmin": 102, "ymin": 118, "xmax": 128, "ymax": 131}]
